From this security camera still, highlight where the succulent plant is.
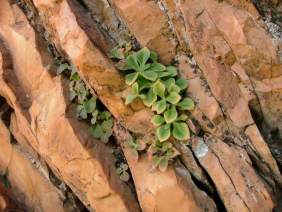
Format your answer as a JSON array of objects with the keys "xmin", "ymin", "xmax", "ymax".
[{"xmin": 111, "ymin": 44, "xmax": 196, "ymax": 171}]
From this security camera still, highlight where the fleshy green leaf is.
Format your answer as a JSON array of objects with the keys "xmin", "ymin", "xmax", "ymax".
[
  {"xmin": 153, "ymin": 100, "xmax": 167, "ymax": 114},
  {"xmin": 136, "ymin": 47, "xmax": 150, "ymax": 69},
  {"xmin": 84, "ymin": 97, "xmax": 96, "ymax": 113},
  {"xmin": 150, "ymin": 51, "xmax": 158, "ymax": 62},
  {"xmin": 77, "ymin": 105, "xmax": 87, "ymax": 119},
  {"xmin": 143, "ymin": 89, "xmax": 157, "ymax": 107},
  {"xmin": 168, "ymin": 83, "xmax": 181, "ymax": 93},
  {"xmin": 100, "ymin": 111, "xmax": 112, "ymax": 120},
  {"xmin": 121, "ymin": 163, "xmax": 129, "ymax": 170},
  {"xmin": 109, "ymin": 47, "xmax": 124, "ymax": 59},
  {"xmin": 158, "ymin": 158, "xmax": 169, "ymax": 172},
  {"xmin": 126, "ymin": 54, "xmax": 139, "ymax": 70},
  {"xmin": 137, "ymin": 77, "xmax": 151, "ymax": 91},
  {"xmin": 177, "ymin": 98, "xmax": 195, "ymax": 110},
  {"xmin": 161, "ymin": 141, "xmax": 172, "ymax": 151},
  {"xmin": 166, "ymin": 66, "xmax": 178, "ymax": 77},
  {"xmin": 132, "ymin": 82, "xmax": 139, "ymax": 95},
  {"xmin": 176, "ymin": 78, "xmax": 188, "ymax": 90},
  {"xmin": 151, "ymin": 115, "xmax": 165, "ymax": 127},
  {"xmin": 100, "ymin": 130, "xmax": 112, "ymax": 143},
  {"xmin": 163, "ymin": 78, "xmax": 175, "ymax": 88},
  {"xmin": 140, "ymin": 71, "xmax": 158, "ymax": 81},
  {"xmin": 70, "ymin": 72, "xmax": 80, "ymax": 81},
  {"xmin": 90, "ymin": 125, "xmax": 104, "ymax": 138},
  {"xmin": 101, "ymin": 119, "xmax": 113, "ymax": 131},
  {"xmin": 115, "ymin": 60, "xmax": 131, "ymax": 71},
  {"xmin": 157, "ymin": 124, "xmax": 171, "ymax": 142},
  {"xmin": 153, "ymin": 156, "xmax": 162, "ymax": 168},
  {"xmin": 116, "ymin": 167, "xmax": 123, "ymax": 175},
  {"xmin": 166, "ymin": 92, "xmax": 181, "ymax": 104},
  {"xmin": 172, "ymin": 122, "xmax": 190, "ymax": 140},
  {"xmin": 177, "ymin": 114, "xmax": 188, "ymax": 121},
  {"xmin": 164, "ymin": 106, "xmax": 178, "ymax": 123},
  {"xmin": 158, "ymin": 71, "xmax": 173, "ymax": 78},
  {"xmin": 57, "ymin": 63, "xmax": 69, "ymax": 75},
  {"xmin": 136, "ymin": 139, "xmax": 147, "ymax": 151},
  {"xmin": 91, "ymin": 110, "xmax": 98, "ymax": 124},
  {"xmin": 120, "ymin": 171, "xmax": 130, "ymax": 182},
  {"xmin": 147, "ymin": 63, "xmax": 166, "ymax": 72},
  {"xmin": 125, "ymin": 94, "xmax": 137, "ymax": 105},
  {"xmin": 125, "ymin": 72, "xmax": 139, "ymax": 85},
  {"xmin": 152, "ymin": 80, "xmax": 165, "ymax": 98}
]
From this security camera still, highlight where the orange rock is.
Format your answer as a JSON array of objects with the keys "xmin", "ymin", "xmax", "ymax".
[
  {"xmin": 165, "ymin": 0, "xmax": 281, "ymax": 171},
  {"xmin": 0, "ymin": 120, "xmax": 64, "ymax": 212},
  {"xmin": 111, "ymin": 0, "xmax": 177, "ymax": 64},
  {"xmin": 245, "ymin": 125, "xmax": 282, "ymax": 185},
  {"xmin": 31, "ymin": 0, "xmax": 153, "ymax": 135},
  {"xmin": 192, "ymin": 136, "xmax": 275, "ymax": 212},
  {"xmin": 113, "ymin": 124, "xmax": 216, "ymax": 212},
  {"xmin": 0, "ymin": 2, "xmax": 140, "ymax": 211}
]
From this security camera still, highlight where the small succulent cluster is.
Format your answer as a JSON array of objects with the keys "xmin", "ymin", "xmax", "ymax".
[
  {"xmin": 116, "ymin": 163, "xmax": 130, "ymax": 182},
  {"xmin": 110, "ymin": 43, "xmax": 195, "ymax": 171},
  {"xmin": 57, "ymin": 61, "xmax": 113, "ymax": 143}
]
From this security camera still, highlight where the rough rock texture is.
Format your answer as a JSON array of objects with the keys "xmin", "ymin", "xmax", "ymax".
[
  {"xmin": 0, "ymin": 120, "xmax": 64, "ymax": 212},
  {"xmin": 0, "ymin": 2, "xmax": 140, "ymax": 211},
  {"xmin": 163, "ymin": 0, "xmax": 282, "ymax": 210},
  {"xmin": 27, "ymin": 0, "xmax": 154, "ymax": 135},
  {"xmin": 113, "ymin": 124, "xmax": 216, "ymax": 212},
  {"xmin": 0, "ymin": 0, "xmax": 281, "ymax": 211},
  {"xmin": 110, "ymin": 0, "xmax": 177, "ymax": 64},
  {"xmin": 24, "ymin": 2, "xmax": 220, "ymax": 212}
]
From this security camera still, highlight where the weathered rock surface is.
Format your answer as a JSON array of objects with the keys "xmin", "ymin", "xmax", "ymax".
[
  {"xmin": 114, "ymin": 124, "xmax": 216, "ymax": 212},
  {"xmin": 25, "ymin": 2, "xmax": 219, "ymax": 211},
  {"xmin": 110, "ymin": 0, "xmax": 177, "ymax": 64},
  {"xmin": 0, "ymin": 2, "xmax": 140, "ymax": 211},
  {"xmin": 0, "ymin": 0, "xmax": 281, "ymax": 211},
  {"xmin": 0, "ymin": 120, "xmax": 64, "ymax": 212},
  {"xmin": 26, "ymin": 0, "xmax": 153, "ymax": 135},
  {"xmin": 163, "ymin": 0, "xmax": 282, "ymax": 210}
]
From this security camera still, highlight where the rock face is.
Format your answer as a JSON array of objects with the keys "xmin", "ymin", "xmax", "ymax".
[
  {"xmin": 0, "ymin": 120, "xmax": 64, "ymax": 212},
  {"xmin": 0, "ymin": 2, "xmax": 140, "ymax": 211},
  {"xmin": 0, "ymin": 0, "xmax": 281, "ymax": 211},
  {"xmin": 113, "ymin": 124, "xmax": 216, "ymax": 212}
]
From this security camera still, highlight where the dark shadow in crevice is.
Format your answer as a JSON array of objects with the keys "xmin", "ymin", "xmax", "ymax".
[
  {"xmin": 67, "ymin": 0, "xmax": 117, "ymax": 54},
  {"xmin": 174, "ymin": 160, "xmax": 226, "ymax": 212},
  {"xmin": 190, "ymin": 170, "xmax": 226, "ymax": 212},
  {"xmin": 0, "ymin": 96, "xmax": 13, "ymax": 128},
  {"xmin": 18, "ymin": 4, "xmax": 141, "ymax": 208},
  {"xmin": 249, "ymin": 105, "xmax": 282, "ymax": 172},
  {"xmin": 176, "ymin": 145, "xmax": 227, "ymax": 212},
  {"xmin": 48, "ymin": 165, "xmax": 89, "ymax": 212},
  {"xmin": 251, "ymin": 0, "xmax": 282, "ymax": 27},
  {"xmin": 0, "ymin": 36, "xmax": 32, "ymax": 123}
]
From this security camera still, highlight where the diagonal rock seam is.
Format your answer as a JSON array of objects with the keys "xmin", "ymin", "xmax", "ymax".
[{"xmin": 0, "ymin": 1, "xmax": 279, "ymax": 209}]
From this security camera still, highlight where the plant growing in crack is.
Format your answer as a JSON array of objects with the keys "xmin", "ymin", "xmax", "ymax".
[
  {"xmin": 116, "ymin": 163, "xmax": 130, "ymax": 182},
  {"xmin": 125, "ymin": 137, "xmax": 147, "ymax": 161},
  {"xmin": 111, "ymin": 44, "xmax": 195, "ymax": 171},
  {"xmin": 57, "ymin": 61, "xmax": 113, "ymax": 143},
  {"xmin": 148, "ymin": 141, "xmax": 178, "ymax": 172}
]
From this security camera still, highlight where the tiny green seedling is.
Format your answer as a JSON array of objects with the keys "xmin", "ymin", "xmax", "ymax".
[
  {"xmin": 125, "ymin": 137, "xmax": 147, "ymax": 161},
  {"xmin": 148, "ymin": 141, "xmax": 178, "ymax": 172},
  {"xmin": 116, "ymin": 163, "xmax": 130, "ymax": 182},
  {"xmin": 57, "ymin": 61, "xmax": 114, "ymax": 143}
]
